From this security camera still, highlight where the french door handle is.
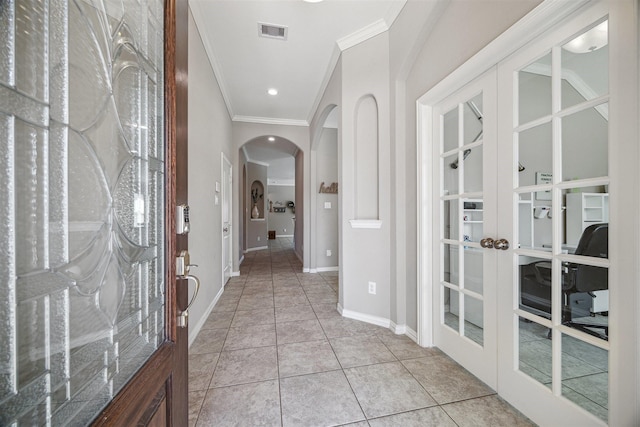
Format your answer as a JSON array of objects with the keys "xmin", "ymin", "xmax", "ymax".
[
  {"xmin": 177, "ymin": 274, "xmax": 200, "ymax": 328},
  {"xmin": 494, "ymin": 239, "xmax": 510, "ymax": 250},
  {"xmin": 480, "ymin": 238, "xmax": 494, "ymax": 248}
]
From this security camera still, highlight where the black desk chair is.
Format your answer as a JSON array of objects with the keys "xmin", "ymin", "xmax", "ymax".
[{"xmin": 562, "ymin": 223, "xmax": 608, "ymax": 340}]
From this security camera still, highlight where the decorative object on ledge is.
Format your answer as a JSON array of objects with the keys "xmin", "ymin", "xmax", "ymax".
[
  {"xmin": 287, "ymin": 201, "xmax": 295, "ymax": 214},
  {"xmin": 251, "ymin": 181, "xmax": 264, "ymax": 219},
  {"xmin": 319, "ymin": 182, "xmax": 338, "ymax": 193},
  {"xmin": 273, "ymin": 207, "xmax": 286, "ymax": 213}
]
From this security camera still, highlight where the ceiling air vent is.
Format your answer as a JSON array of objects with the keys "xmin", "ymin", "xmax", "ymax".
[{"xmin": 258, "ymin": 22, "xmax": 288, "ymax": 40}]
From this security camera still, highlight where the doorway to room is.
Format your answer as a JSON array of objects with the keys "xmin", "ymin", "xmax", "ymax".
[{"xmin": 418, "ymin": 1, "xmax": 638, "ymax": 425}]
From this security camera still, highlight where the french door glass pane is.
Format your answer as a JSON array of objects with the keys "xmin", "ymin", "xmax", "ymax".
[
  {"xmin": 518, "ymin": 122, "xmax": 552, "ymax": 188},
  {"xmin": 562, "ymin": 104, "xmax": 608, "ymax": 182},
  {"xmin": 0, "ymin": 1, "xmax": 166, "ymax": 425},
  {"xmin": 518, "ymin": 316, "xmax": 552, "ymax": 388},
  {"xmin": 519, "ymin": 52, "xmax": 552, "ymax": 125},
  {"xmin": 561, "ymin": 334, "xmax": 608, "ymax": 422},
  {"xmin": 561, "ymin": 20, "xmax": 608, "ymax": 110}
]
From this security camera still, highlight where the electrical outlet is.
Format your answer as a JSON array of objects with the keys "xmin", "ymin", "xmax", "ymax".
[
  {"xmin": 283, "ymin": 228, "xmax": 286, "ymax": 232},
  {"xmin": 368, "ymin": 281, "xmax": 376, "ymax": 295},
  {"xmin": 257, "ymin": 236, "xmax": 260, "ymax": 241},
  {"xmin": 326, "ymin": 250, "xmax": 332, "ymax": 257}
]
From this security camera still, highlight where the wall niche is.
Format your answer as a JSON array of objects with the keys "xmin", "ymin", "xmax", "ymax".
[{"xmin": 250, "ymin": 180, "xmax": 265, "ymax": 219}]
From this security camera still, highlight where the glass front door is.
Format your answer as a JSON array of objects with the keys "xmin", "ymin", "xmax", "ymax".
[{"xmin": 1, "ymin": 1, "xmax": 167, "ymax": 424}]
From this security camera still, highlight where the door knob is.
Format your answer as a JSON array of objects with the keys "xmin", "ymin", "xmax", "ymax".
[
  {"xmin": 480, "ymin": 238, "xmax": 494, "ymax": 248},
  {"xmin": 494, "ymin": 239, "xmax": 510, "ymax": 250}
]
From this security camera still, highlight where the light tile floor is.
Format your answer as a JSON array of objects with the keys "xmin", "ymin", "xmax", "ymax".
[{"xmin": 188, "ymin": 238, "xmax": 535, "ymax": 426}]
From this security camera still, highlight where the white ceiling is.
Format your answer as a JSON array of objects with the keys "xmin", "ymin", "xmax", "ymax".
[
  {"xmin": 190, "ymin": 0, "xmax": 407, "ymax": 183},
  {"xmin": 189, "ymin": 0, "xmax": 407, "ymax": 126}
]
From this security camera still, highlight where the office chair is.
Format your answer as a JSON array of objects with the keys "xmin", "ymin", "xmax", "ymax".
[
  {"xmin": 519, "ymin": 223, "xmax": 608, "ymax": 340},
  {"xmin": 562, "ymin": 223, "xmax": 608, "ymax": 340}
]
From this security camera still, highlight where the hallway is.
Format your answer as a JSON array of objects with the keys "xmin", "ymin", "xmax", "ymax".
[{"xmin": 188, "ymin": 238, "xmax": 534, "ymax": 426}]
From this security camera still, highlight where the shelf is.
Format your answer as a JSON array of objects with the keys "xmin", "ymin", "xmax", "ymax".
[
  {"xmin": 464, "ymin": 221, "xmax": 483, "ymax": 224},
  {"xmin": 463, "ymin": 209, "xmax": 484, "ymax": 212}
]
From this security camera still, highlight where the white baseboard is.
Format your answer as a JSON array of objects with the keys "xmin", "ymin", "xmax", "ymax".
[
  {"xmin": 231, "ymin": 271, "xmax": 240, "ymax": 277},
  {"xmin": 316, "ymin": 266, "xmax": 339, "ymax": 272},
  {"xmin": 245, "ymin": 245, "xmax": 268, "ymax": 253},
  {"xmin": 239, "ymin": 255, "xmax": 245, "ymax": 265},
  {"xmin": 309, "ymin": 268, "xmax": 317, "ymax": 273},
  {"xmin": 405, "ymin": 326, "xmax": 418, "ymax": 343},
  {"xmin": 302, "ymin": 268, "xmax": 311, "ymax": 273},
  {"xmin": 339, "ymin": 306, "xmax": 391, "ymax": 329},
  {"xmin": 188, "ymin": 286, "xmax": 224, "ymax": 347},
  {"xmin": 390, "ymin": 321, "xmax": 406, "ymax": 335}
]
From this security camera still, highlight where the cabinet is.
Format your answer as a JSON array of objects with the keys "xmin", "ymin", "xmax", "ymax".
[{"xmin": 566, "ymin": 193, "xmax": 609, "ymax": 246}]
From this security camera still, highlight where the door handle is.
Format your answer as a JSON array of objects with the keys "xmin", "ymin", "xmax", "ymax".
[
  {"xmin": 480, "ymin": 238, "xmax": 494, "ymax": 248},
  {"xmin": 494, "ymin": 238, "xmax": 510, "ymax": 250},
  {"xmin": 177, "ymin": 274, "xmax": 200, "ymax": 328}
]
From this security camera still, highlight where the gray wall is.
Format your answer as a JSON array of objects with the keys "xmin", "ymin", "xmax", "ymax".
[
  {"xmin": 187, "ymin": 9, "xmax": 234, "ymax": 344},
  {"xmin": 246, "ymin": 162, "xmax": 268, "ymax": 249},
  {"xmin": 315, "ymin": 128, "xmax": 339, "ymax": 269},
  {"xmin": 401, "ymin": 0, "xmax": 542, "ymax": 331},
  {"xmin": 267, "ymin": 184, "xmax": 295, "ymax": 237}
]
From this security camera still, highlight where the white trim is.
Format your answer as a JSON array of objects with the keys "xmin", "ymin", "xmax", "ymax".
[
  {"xmin": 247, "ymin": 159, "xmax": 270, "ymax": 168},
  {"xmin": 233, "ymin": 115, "xmax": 308, "ymax": 127},
  {"xmin": 231, "ymin": 271, "xmax": 240, "ymax": 277},
  {"xmin": 272, "ymin": 234, "xmax": 293, "ymax": 238},
  {"xmin": 244, "ymin": 245, "xmax": 268, "ymax": 253},
  {"xmin": 238, "ymin": 255, "xmax": 245, "ymax": 265},
  {"xmin": 316, "ymin": 266, "xmax": 339, "ymax": 272},
  {"xmin": 267, "ymin": 180, "xmax": 295, "ymax": 187},
  {"xmin": 188, "ymin": 286, "xmax": 224, "ymax": 347},
  {"xmin": 337, "ymin": 19, "xmax": 389, "ymax": 51},
  {"xmin": 302, "ymin": 267, "xmax": 311, "ymax": 273},
  {"xmin": 340, "ymin": 307, "xmax": 391, "ymax": 329},
  {"xmin": 250, "ymin": 218, "xmax": 266, "ymax": 222},
  {"xmin": 348, "ymin": 219, "xmax": 382, "ymax": 229},
  {"xmin": 390, "ymin": 321, "xmax": 406, "ymax": 335},
  {"xmin": 405, "ymin": 327, "xmax": 418, "ymax": 343}
]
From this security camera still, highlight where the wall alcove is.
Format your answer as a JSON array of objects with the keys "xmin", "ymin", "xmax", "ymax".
[{"xmin": 250, "ymin": 180, "xmax": 265, "ymax": 219}]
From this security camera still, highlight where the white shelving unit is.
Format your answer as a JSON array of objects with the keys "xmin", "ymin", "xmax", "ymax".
[
  {"xmin": 566, "ymin": 192, "xmax": 609, "ymax": 247},
  {"xmin": 462, "ymin": 199, "xmax": 483, "ymax": 243}
]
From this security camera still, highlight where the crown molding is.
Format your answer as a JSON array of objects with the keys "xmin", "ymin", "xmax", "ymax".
[
  {"xmin": 337, "ymin": 19, "xmax": 388, "ymax": 51},
  {"xmin": 189, "ymin": 2, "xmax": 235, "ymax": 119},
  {"xmin": 233, "ymin": 115, "xmax": 309, "ymax": 127}
]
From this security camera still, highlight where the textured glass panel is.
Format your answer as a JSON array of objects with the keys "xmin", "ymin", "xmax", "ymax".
[
  {"xmin": 14, "ymin": 119, "xmax": 48, "ymax": 275},
  {"xmin": 0, "ymin": 0, "xmax": 166, "ymax": 424},
  {"xmin": 15, "ymin": 0, "xmax": 48, "ymax": 101},
  {"xmin": 0, "ymin": 1, "xmax": 15, "ymax": 86},
  {"xmin": 562, "ymin": 104, "xmax": 608, "ymax": 182},
  {"xmin": 519, "ymin": 52, "xmax": 552, "ymax": 125},
  {"xmin": 561, "ymin": 21, "xmax": 608, "ymax": 110}
]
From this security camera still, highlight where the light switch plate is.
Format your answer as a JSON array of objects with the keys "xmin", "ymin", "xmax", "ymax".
[
  {"xmin": 215, "ymin": 181, "xmax": 221, "ymax": 192},
  {"xmin": 324, "ymin": 202, "xmax": 331, "ymax": 209}
]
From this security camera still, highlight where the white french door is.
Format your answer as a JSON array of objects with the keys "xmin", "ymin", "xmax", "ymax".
[
  {"xmin": 422, "ymin": 1, "xmax": 638, "ymax": 425},
  {"xmin": 431, "ymin": 70, "xmax": 498, "ymax": 389}
]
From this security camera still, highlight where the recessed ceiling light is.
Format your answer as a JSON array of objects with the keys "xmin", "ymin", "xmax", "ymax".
[
  {"xmin": 268, "ymin": 137, "xmax": 275, "ymax": 142},
  {"xmin": 267, "ymin": 88, "xmax": 278, "ymax": 96}
]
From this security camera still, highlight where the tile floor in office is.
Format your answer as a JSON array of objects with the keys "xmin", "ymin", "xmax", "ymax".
[{"xmin": 188, "ymin": 238, "xmax": 534, "ymax": 427}]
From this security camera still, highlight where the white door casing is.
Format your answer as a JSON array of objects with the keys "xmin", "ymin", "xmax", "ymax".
[{"xmin": 222, "ymin": 153, "xmax": 233, "ymax": 284}]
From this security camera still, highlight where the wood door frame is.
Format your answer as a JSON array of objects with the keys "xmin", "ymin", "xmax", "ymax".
[{"xmin": 92, "ymin": 0, "xmax": 189, "ymax": 424}]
